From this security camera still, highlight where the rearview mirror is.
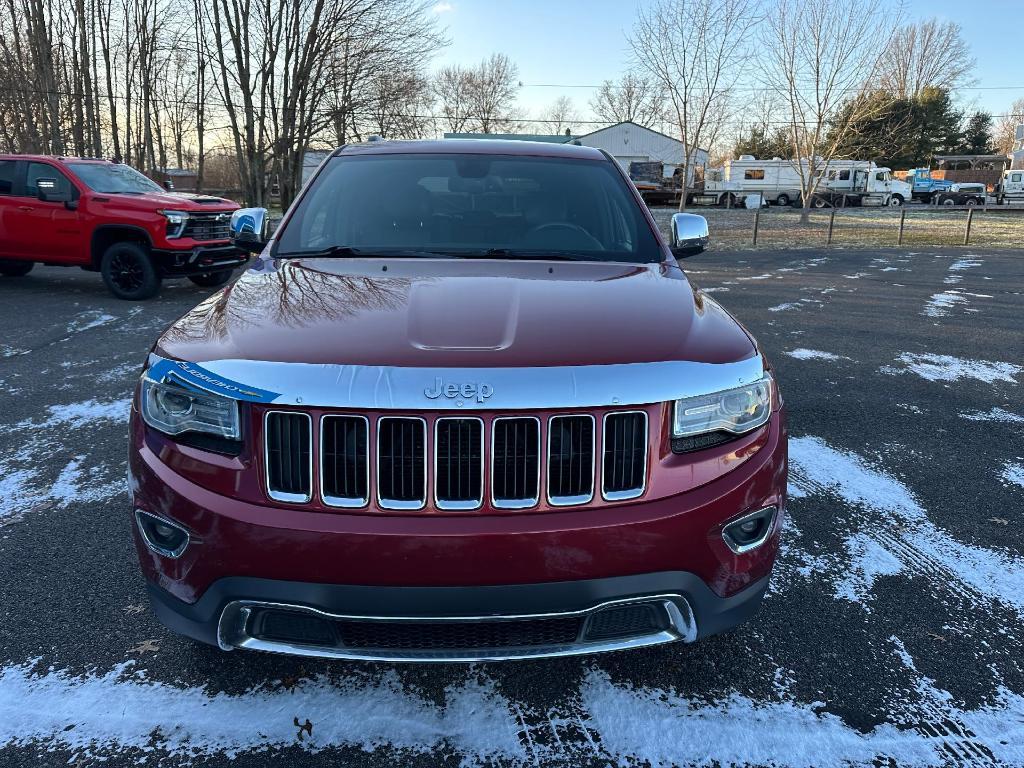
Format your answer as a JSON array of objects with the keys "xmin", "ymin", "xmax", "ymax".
[
  {"xmin": 230, "ymin": 207, "xmax": 270, "ymax": 253},
  {"xmin": 669, "ymin": 213, "xmax": 709, "ymax": 258},
  {"xmin": 36, "ymin": 178, "xmax": 73, "ymax": 204}
]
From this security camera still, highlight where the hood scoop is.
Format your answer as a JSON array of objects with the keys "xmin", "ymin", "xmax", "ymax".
[{"xmin": 406, "ymin": 278, "xmax": 520, "ymax": 351}]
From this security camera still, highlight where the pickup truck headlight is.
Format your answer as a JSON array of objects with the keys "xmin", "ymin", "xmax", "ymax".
[
  {"xmin": 672, "ymin": 374, "xmax": 773, "ymax": 441},
  {"xmin": 160, "ymin": 210, "xmax": 189, "ymax": 239},
  {"xmin": 140, "ymin": 376, "xmax": 240, "ymax": 439}
]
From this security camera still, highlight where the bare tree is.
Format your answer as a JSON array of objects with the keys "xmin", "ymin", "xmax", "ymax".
[
  {"xmin": 882, "ymin": 19, "xmax": 975, "ymax": 99},
  {"xmin": 629, "ymin": 0, "xmax": 759, "ymax": 210},
  {"xmin": 589, "ymin": 72, "xmax": 667, "ymax": 128},
  {"xmin": 466, "ymin": 53, "xmax": 519, "ymax": 133},
  {"xmin": 994, "ymin": 97, "xmax": 1024, "ymax": 155},
  {"xmin": 432, "ymin": 65, "xmax": 474, "ymax": 133},
  {"xmin": 761, "ymin": 0, "xmax": 897, "ymax": 219},
  {"xmin": 541, "ymin": 95, "xmax": 580, "ymax": 135}
]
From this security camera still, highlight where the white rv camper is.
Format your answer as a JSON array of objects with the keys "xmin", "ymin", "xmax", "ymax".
[{"xmin": 693, "ymin": 157, "xmax": 910, "ymax": 208}]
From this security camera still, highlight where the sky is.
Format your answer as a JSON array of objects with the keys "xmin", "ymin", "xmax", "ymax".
[{"xmin": 429, "ymin": 0, "xmax": 1024, "ymax": 126}]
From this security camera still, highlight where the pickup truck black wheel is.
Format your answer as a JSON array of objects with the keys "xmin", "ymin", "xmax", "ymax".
[
  {"xmin": 775, "ymin": 193, "xmax": 790, "ymax": 207},
  {"xmin": 188, "ymin": 269, "xmax": 234, "ymax": 288},
  {"xmin": 941, "ymin": 197, "xmax": 956, "ymax": 206},
  {"xmin": 966, "ymin": 197, "xmax": 981, "ymax": 207},
  {"xmin": 0, "ymin": 259, "xmax": 33, "ymax": 277},
  {"xmin": 101, "ymin": 242, "xmax": 161, "ymax": 300}
]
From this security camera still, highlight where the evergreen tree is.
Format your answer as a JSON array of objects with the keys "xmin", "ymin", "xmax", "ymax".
[
  {"xmin": 732, "ymin": 125, "xmax": 792, "ymax": 159},
  {"xmin": 959, "ymin": 111, "xmax": 993, "ymax": 154}
]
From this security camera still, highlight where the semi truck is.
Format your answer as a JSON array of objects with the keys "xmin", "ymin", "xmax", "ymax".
[
  {"xmin": 996, "ymin": 168, "xmax": 1024, "ymax": 204},
  {"xmin": 690, "ymin": 157, "xmax": 910, "ymax": 208}
]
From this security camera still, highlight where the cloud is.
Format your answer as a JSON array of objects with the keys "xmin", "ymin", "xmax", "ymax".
[{"xmin": 432, "ymin": 1, "xmax": 453, "ymax": 12}]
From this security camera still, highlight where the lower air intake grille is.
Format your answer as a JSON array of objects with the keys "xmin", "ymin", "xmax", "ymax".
[
  {"xmin": 377, "ymin": 417, "xmax": 426, "ymax": 509},
  {"xmin": 435, "ymin": 418, "xmax": 483, "ymax": 509},
  {"xmin": 602, "ymin": 411, "xmax": 648, "ymax": 500},
  {"xmin": 492, "ymin": 417, "xmax": 540, "ymax": 508},
  {"xmin": 548, "ymin": 415, "xmax": 595, "ymax": 505},
  {"xmin": 265, "ymin": 411, "xmax": 312, "ymax": 502},
  {"xmin": 321, "ymin": 415, "xmax": 369, "ymax": 507},
  {"xmin": 584, "ymin": 603, "xmax": 666, "ymax": 641}
]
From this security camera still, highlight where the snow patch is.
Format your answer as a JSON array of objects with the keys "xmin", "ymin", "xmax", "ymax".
[
  {"xmin": 833, "ymin": 535, "xmax": 903, "ymax": 607},
  {"xmin": 700, "ymin": 286, "xmax": 729, "ymax": 293},
  {"xmin": 1000, "ymin": 462, "xmax": 1024, "ymax": 489},
  {"xmin": 44, "ymin": 398, "xmax": 131, "ymax": 429},
  {"xmin": 49, "ymin": 456, "xmax": 125, "ymax": 507},
  {"xmin": 66, "ymin": 311, "xmax": 117, "ymax": 334},
  {"xmin": 0, "ymin": 663, "xmax": 525, "ymax": 763},
  {"xmin": 768, "ymin": 302, "xmax": 802, "ymax": 312},
  {"xmin": 790, "ymin": 436, "xmax": 1024, "ymax": 614},
  {"xmin": 960, "ymin": 408, "xmax": 1024, "ymax": 424},
  {"xmin": 922, "ymin": 290, "xmax": 966, "ymax": 317},
  {"xmin": 887, "ymin": 353, "xmax": 1021, "ymax": 385},
  {"xmin": 785, "ymin": 348, "xmax": 848, "ymax": 362}
]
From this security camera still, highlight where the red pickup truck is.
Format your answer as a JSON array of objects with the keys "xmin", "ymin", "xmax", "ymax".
[{"xmin": 0, "ymin": 155, "xmax": 246, "ymax": 299}]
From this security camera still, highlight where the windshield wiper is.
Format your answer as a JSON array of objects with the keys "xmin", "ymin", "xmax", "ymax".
[
  {"xmin": 448, "ymin": 248, "xmax": 592, "ymax": 261},
  {"xmin": 275, "ymin": 245, "xmax": 448, "ymax": 259}
]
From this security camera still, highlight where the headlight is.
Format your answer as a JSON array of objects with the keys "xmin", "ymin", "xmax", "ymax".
[
  {"xmin": 140, "ymin": 376, "xmax": 240, "ymax": 439},
  {"xmin": 672, "ymin": 374, "xmax": 773, "ymax": 438},
  {"xmin": 160, "ymin": 210, "xmax": 189, "ymax": 239}
]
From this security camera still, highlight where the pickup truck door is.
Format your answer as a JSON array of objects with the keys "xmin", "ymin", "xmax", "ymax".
[
  {"xmin": 6, "ymin": 162, "xmax": 84, "ymax": 264},
  {"xmin": 1006, "ymin": 171, "xmax": 1024, "ymax": 196}
]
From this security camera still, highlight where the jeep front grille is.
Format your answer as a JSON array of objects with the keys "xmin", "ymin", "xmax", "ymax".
[
  {"xmin": 491, "ymin": 417, "xmax": 540, "ymax": 509},
  {"xmin": 377, "ymin": 417, "xmax": 427, "ymax": 509},
  {"xmin": 320, "ymin": 415, "xmax": 369, "ymax": 507},
  {"xmin": 547, "ymin": 415, "xmax": 595, "ymax": 506},
  {"xmin": 434, "ymin": 418, "xmax": 484, "ymax": 509},
  {"xmin": 264, "ymin": 411, "xmax": 312, "ymax": 503},
  {"xmin": 262, "ymin": 410, "xmax": 648, "ymax": 510},
  {"xmin": 602, "ymin": 411, "xmax": 648, "ymax": 500},
  {"xmin": 182, "ymin": 213, "xmax": 231, "ymax": 241}
]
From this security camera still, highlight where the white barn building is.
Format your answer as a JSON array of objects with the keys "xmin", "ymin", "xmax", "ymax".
[{"xmin": 573, "ymin": 121, "xmax": 708, "ymax": 182}]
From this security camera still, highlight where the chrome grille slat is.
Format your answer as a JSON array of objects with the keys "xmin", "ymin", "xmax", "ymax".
[
  {"xmin": 265, "ymin": 411, "xmax": 312, "ymax": 503},
  {"xmin": 491, "ymin": 417, "xmax": 540, "ymax": 509},
  {"xmin": 435, "ymin": 418, "xmax": 484, "ymax": 510},
  {"xmin": 377, "ymin": 417, "xmax": 427, "ymax": 509},
  {"xmin": 602, "ymin": 411, "xmax": 648, "ymax": 501},
  {"xmin": 547, "ymin": 415, "xmax": 595, "ymax": 506},
  {"xmin": 321, "ymin": 415, "xmax": 369, "ymax": 507}
]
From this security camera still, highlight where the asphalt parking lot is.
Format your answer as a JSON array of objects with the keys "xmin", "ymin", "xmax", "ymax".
[{"xmin": 1, "ymin": 246, "xmax": 1022, "ymax": 767}]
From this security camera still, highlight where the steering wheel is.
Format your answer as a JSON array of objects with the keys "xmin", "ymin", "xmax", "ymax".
[{"xmin": 527, "ymin": 221, "xmax": 592, "ymax": 238}]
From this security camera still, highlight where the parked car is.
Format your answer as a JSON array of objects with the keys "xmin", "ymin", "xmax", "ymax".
[
  {"xmin": 0, "ymin": 156, "xmax": 247, "ymax": 299},
  {"xmin": 129, "ymin": 139, "xmax": 787, "ymax": 662},
  {"xmin": 935, "ymin": 183, "xmax": 987, "ymax": 207}
]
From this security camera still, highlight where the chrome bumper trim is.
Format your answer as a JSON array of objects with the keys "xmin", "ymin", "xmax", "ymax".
[{"xmin": 216, "ymin": 594, "xmax": 696, "ymax": 662}]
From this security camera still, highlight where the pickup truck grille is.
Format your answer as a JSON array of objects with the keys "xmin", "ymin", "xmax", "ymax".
[
  {"xmin": 182, "ymin": 213, "xmax": 232, "ymax": 241},
  {"xmin": 263, "ymin": 410, "xmax": 649, "ymax": 510}
]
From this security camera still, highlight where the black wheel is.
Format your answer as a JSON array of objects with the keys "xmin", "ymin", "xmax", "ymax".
[
  {"xmin": 101, "ymin": 242, "xmax": 160, "ymax": 300},
  {"xmin": 0, "ymin": 259, "xmax": 33, "ymax": 277},
  {"xmin": 812, "ymin": 196, "xmax": 830, "ymax": 209},
  {"xmin": 941, "ymin": 197, "xmax": 956, "ymax": 207},
  {"xmin": 775, "ymin": 193, "xmax": 790, "ymax": 207},
  {"xmin": 188, "ymin": 269, "xmax": 234, "ymax": 288},
  {"xmin": 966, "ymin": 197, "xmax": 980, "ymax": 207},
  {"xmin": 889, "ymin": 194, "xmax": 904, "ymax": 207},
  {"xmin": 719, "ymin": 193, "xmax": 737, "ymax": 208}
]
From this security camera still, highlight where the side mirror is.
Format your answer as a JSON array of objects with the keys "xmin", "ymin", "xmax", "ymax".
[
  {"xmin": 36, "ymin": 178, "xmax": 72, "ymax": 204},
  {"xmin": 669, "ymin": 212, "xmax": 709, "ymax": 258},
  {"xmin": 230, "ymin": 207, "xmax": 269, "ymax": 253}
]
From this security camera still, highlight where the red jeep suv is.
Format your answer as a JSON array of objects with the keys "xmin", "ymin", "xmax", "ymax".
[
  {"xmin": 129, "ymin": 140, "xmax": 787, "ymax": 661},
  {"xmin": 0, "ymin": 156, "xmax": 246, "ymax": 299}
]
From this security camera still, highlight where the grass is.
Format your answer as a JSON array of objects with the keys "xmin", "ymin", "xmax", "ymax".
[{"xmin": 649, "ymin": 205, "xmax": 1024, "ymax": 250}]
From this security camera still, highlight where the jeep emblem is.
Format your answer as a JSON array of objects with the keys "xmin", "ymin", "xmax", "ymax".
[{"xmin": 424, "ymin": 377, "xmax": 493, "ymax": 404}]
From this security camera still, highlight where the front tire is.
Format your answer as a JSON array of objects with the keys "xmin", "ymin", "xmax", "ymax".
[
  {"xmin": 0, "ymin": 259, "xmax": 33, "ymax": 277},
  {"xmin": 775, "ymin": 193, "xmax": 790, "ymax": 207},
  {"xmin": 889, "ymin": 195, "xmax": 904, "ymax": 207},
  {"xmin": 188, "ymin": 269, "xmax": 234, "ymax": 289},
  {"xmin": 101, "ymin": 242, "xmax": 161, "ymax": 300},
  {"xmin": 941, "ymin": 197, "xmax": 956, "ymax": 207}
]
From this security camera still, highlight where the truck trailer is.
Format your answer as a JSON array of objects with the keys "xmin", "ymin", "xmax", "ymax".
[{"xmin": 691, "ymin": 157, "xmax": 910, "ymax": 208}]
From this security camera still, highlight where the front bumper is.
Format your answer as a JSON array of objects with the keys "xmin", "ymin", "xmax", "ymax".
[
  {"xmin": 152, "ymin": 244, "xmax": 248, "ymax": 277},
  {"xmin": 130, "ymin": 408, "xmax": 786, "ymax": 660},
  {"xmin": 146, "ymin": 570, "xmax": 771, "ymax": 661}
]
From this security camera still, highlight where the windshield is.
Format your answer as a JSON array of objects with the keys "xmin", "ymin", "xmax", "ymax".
[
  {"xmin": 68, "ymin": 163, "xmax": 163, "ymax": 194},
  {"xmin": 275, "ymin": 153, "xmax": 663, "ymax": 263}
]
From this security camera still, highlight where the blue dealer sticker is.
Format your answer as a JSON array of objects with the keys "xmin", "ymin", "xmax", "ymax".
[{"xmin": 147, "ymin": 359, "xmax": 279, "ymax": 403}]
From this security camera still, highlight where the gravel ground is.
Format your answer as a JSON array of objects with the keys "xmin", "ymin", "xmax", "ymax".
[
  {"xmin": 650, "ymin": 205, "xmax": 1024, "ymax": 250},
  {"xmin": 0, "ymin": 248, "xmax": 1023, "ymax": 767}
]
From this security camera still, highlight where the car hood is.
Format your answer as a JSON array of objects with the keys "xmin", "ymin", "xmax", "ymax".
[
  {"xmin": 102, "ymin": 191, "xmax": 237, "ymax": 211},
  {"xmin": 156, "ymin": 257, "xmax": 756, "ymax": 368}
]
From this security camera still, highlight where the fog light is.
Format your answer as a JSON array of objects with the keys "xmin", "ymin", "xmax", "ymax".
[
  {"xmin": 135, "ymin": 510, "xmax": 190, "ymax": 558},
  {"xmin": 722, "ymin": 507, "xmax": 777, "ymax": 554}
]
